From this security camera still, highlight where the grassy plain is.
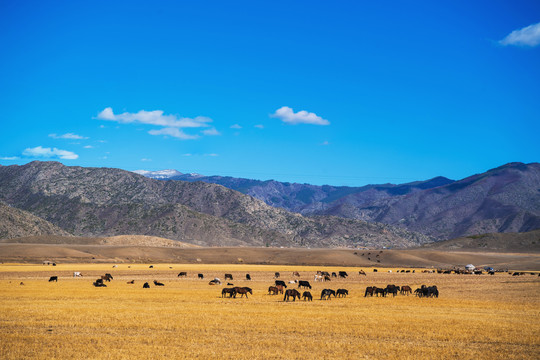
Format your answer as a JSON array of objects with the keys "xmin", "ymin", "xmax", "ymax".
[{"xmin": 0, "ymin": 263, "xmax": 539, "ymax": 359}]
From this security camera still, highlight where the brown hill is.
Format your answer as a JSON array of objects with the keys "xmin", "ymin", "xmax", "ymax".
[
  {"xmin": 421, "ymin": 229, "xmax": 540, "ymax": 252},
  {"xmin": 0, "ymin": 201, "xmax": 71, "ymax": 239},
  {"xmin": 0, "ymin": 234, "xmax": 198, "ymax": 247}
]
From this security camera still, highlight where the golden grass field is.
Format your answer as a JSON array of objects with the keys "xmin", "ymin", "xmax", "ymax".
[{"xmin": 1, "ymin": 263, "xmax": 539, "ymax": 359}]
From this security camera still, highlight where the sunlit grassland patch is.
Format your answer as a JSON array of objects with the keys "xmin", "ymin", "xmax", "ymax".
[{"xmin": 0, "ymin": 264, "xmax": 539, "ymax": 359}]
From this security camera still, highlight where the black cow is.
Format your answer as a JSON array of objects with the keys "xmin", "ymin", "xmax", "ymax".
[
  {"xmin": 274, "ymin": 272, "xmax": 280, "ymax": 279},
  {"xmin": 297, "ymin": 280, "xmax": 311, "ymax": 289},
  {"xmin": 93, "ymin": 281, "xmax": 106, "ymax": 287},
  {"xmin": 225, "ymin": 273, "xmax": 233, "ymax": 280},
  {"xmin": 338, "ymin": 271, "xmax": 348, "ymax": 278},
  {"xmin": 198, "ymin": 273, "xmax": 204, "ymax": 279},
  {"xmin": 275, "ymin": 280, "xmax": 287, "ymax": 288},
  {"xmin": 48, "ymin": 276, "xmax": 58, "ymax": 282},
  {"xmin": 245, "ymin": 274, "xmax": 251, "ymax": 281},
  {"xmin": 331, "ymin": 272, "xmax": 337, "ymax": 277},
  {"xmin": 177, "ymin": 272, "xmax": 187, "ymax": 277},
  {"xmin": 153, "ymin": 280, "xmax": 164, "ymax": 286},
  {"xmin": 143, "ymin": 282, "xmax": 150, "ymax": 288}
]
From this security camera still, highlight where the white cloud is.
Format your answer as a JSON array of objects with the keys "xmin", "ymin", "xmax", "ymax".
[
  {"xmin": 97, "ymin": 107, "xmax": 217, "ymax": 140},
  {"xmin": 141, "ymin": 158, "xmax": 152, "ymax": 162},
  {"xmin": 97, "ymin": 107, "xmax": 212, "ymax": 128},
  {"xmin": 230, "ymin": 124, "xmax": 242, "ymax": 129},
  {"xmin": 270, "ymin": 106, "xmax": 330, "ymax": 125},
  {"xmin": 83, "ymin": 145, "xmax": 93, "ymax": 149},
  {"xmin": 183, "ymin": 153, "xmax": 192, "ymax": 156},
  {"xmin": 321, "ymin": 140, "xmax": 330, "ymax": 146},
  {"xmin": 0, "ymin": 156, "xmax": 19, "ymax": 160},
  {"xmin": 49, "ymin": 133, "xmax": 88, "ymax": 140},
  {"xmin": 205, "ymin": 153, "xmax": 219, "ymax": 157},
  {"xmin": 23, "ymin": 146, "xmax": 78, "ymax": 160},
  {"xmin": 500, "ymin": 22, "xmax": 540, "ymax": 47},
  {"xmin": 148, "ymin": 127, "xmax": 199, "ymax": 140},
  {"xmin": 254, "ymin": 124, "xmax": 264, "ymax": 129},
  {"xmin": 202, "ymin": 128, "xmax": 221, "ymax": 136}
]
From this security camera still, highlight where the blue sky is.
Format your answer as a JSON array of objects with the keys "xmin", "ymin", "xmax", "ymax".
[{"xmin": 1, "ymin": 1, "xmax": 539, "ymax": 186}]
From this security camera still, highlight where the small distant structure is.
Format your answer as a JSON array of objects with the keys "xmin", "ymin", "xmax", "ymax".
[{"xmin": 465, "ymin": 264, "xmax": 476, "ymax": 271}]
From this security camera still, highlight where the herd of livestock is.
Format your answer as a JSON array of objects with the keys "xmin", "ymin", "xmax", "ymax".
[
  {"xmin": 42, "ymin": 265, "xmax": 539, "ymax": 301},
  {"xmin": 41, "ymin": 267, "xmax": 447, "ymax": 301}
]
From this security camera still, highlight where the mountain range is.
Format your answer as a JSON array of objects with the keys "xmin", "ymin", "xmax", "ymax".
[
  {"xmin": 136, "ymin": 162, "xmax": 540, "ymax": 240},
  {"xmin": 0, "ymin": 161, "xmax": 431, "ymax": 248}
]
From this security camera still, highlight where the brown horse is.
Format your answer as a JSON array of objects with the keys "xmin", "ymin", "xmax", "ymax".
[
  {"xmin": 101, "ymin": 273, "xmax": 113, "ymax": 282},
  {"xmin": 302, "ymin": 291, "xmax": 312, "ymax": 301},
  {"xmin": 364, "ymin": 286, "xmax": 375, "ymax": 297},
  {"xmin": 293, "ymin": 271, "xmax": 301, "ymax": 277},
  {"xmin": 276, "ymin": 284, "xmax": 286, "ymax": 294},
  {"xmin": 233, "ymin": 287, "xmax": 252, "ymax": 298},
  {"xmin": 358, "ymin": 270, "xmax": 367, "ymax": 276},
  {"xmin": 400, "ymin": 285, "xmax": 412, "ymax": 295},
  {"xmin": 336, "ymin": 289, "xmax": 348, "ymax": 297},
  {"xmin": 127, "ymin": 280, "xmax": 135, "ymax": 284},
  {"xmin": 268, "ymin": 286, "xmax": 279, "ymax": 295},
  {"xmin": 222, "ymin": 288, "xmax": 236, "ymax": 298},
  {"xmin": 283, "ymin": 289, "xmax": 301, "ymax": 301}
]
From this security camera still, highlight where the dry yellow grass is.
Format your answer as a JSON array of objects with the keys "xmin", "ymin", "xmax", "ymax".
[{"xmin": 0, "ymin": 263, "xmax": 539, "ymax": 359}]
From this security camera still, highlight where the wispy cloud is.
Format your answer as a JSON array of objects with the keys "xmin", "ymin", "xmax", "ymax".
[
  {"xmin": 23, "ymin": 146, "xmax": 78, "ymax": 160},
  {"xmin": 321, "ymin": 140, "xmax": 330, "ymax": 146},
  {"xmin": 202, "ymin": 128, "xmax": 221, "ymax": 136},
  {"xmin": 83, "ymin": 145, "xmax": 93, "ymax": 149},
  {"xmin": 141, "ymin": 158, "xmax": 152, "ymax": 162},
  {"xmin": 254, "ymin": 124, "xmax": 264, "ymax": 129},
  {"xmin": 230, "ymin": 124, "xmax": 242, "ymax": 129},
  {"xmin": 0, "ymin": 156, "xmax": 20, "ymax": 160},
  {"xmin": 205, "ymin": 153, "xmax": 219, "ymax": 157},
  {"xmin": 148, "ymin": 127, "xmax": 199, "ymax": 140},
  {"xmin": 49, "ymin": 133, "xmax": 88, "ymax": 140},
  {"xmin": 499, "ymin": 22, "xmax": 540, "ymax": 47},
  {"xmin": 271, "ymin": 106, "xmax": 330, "ymax": 125}
]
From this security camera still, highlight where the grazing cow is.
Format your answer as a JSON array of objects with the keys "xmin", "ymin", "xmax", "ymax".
[
  {"xmin": 358, "ymin": 270, "xmax": 366, "ymax": 276},
  {"xmin": 293, "ymin": 271, "xmax": 301, "ymax": 277},
  {"xmin": 283, "ymin": 289, "xmax": 301, "ymax": 302},
  {"xmin": 288, "ymin": 280, "xmax": 298, "ymax": 284},
  {"xmin": 209, "ymin": 279, "xmax": 221, "ymax": 285},
  {"xmin": 198, "ymin": 273, "xmax": 204, "ymax": 279},
  {"xmin": 95, "ymin": 278, "xmax": 104, "ymax": 285},
  {"xmin": 245, "ymin": 274, "xmax": 251, "ymax": 281},
  {"xmin": 314, "ymin": 275, "xmax": 323, "ymax": 282},
  {"xmin": 20, "ymin": 282, "xmax": 25, "ymax": 285},
  {"xmin": 101, "ymin": 273, "xmax": 113, "ymax": 282},
  {"xmin": 233, "ymin": 287, "xmax": 252, "ymax": 298},
  {"xmin": 400, "ymin": 285, "xmax": 412, "ymax": 295},
  {"xmin": 320, "ymin": 289, "xmax": 336, "ymax": 300},
  {"xmin": 268, "ymin": 286, "xmax": 279, "ymax": 295},
  {"xmin": 275, "ymin": 280, "xmax": 287, "ymax": 288},
  {"xmin": 336, "ymin": 289, "xmax": 348, "ymax": 297},
  {"xmin": 73, "ymin": 272, "xmax": 82, "ymax": 277},
  {"xmin": 338, "ymin": 271, "xmax": 348, "ymax": 278},
  {"xmin": 276, "ymin": 284, "xmax": 286, "ymax": 294},
  {"xmin": 274, "ymin": 272, "xmax": 280, "ymax": 279},
  {"xmin": 177, "ymin": 272, "xmax": 187, "ymax": 277},
  {"xmin": 143, "ymin": 282, "xmax": 150, "ymax": 288},
  {"xmin": 324, "ymin": 275, "xmax": 331, "ymax": 282},
  {"xmin": 302, "ymin": 291, "xmax": 312, "ymax": 301},
  {"xmin": 149, "ymin": 265, "xmax": 154, "ymax": 268},
  {"xmin": 48, "ymin": 276, "xmax": 58, "ymax": 282},
  {"xmin": 153, "ymin": 280, "xmax": 164, "ymax": 286},
  {"xmin": 127, "ymin": 280, "xmax": 135, "ymax": 284},
  {"xmin": 227, "ymin": 282, "xmax": 234, "ymax": 286},
  {"xmin": 112, "ymin": 265, "xmax": 118, "ymax": 268},
  {"xmin": 224, "ymin": 273, "xmax": 233, "ymax": 280},
  {"xmin": 222, "ymin": 288, "xmax": 236, "ymax": 298},
  {"xmin": 364, "ymin": 286, "xmax": 375, "ymax": 297},
  {"xmin": 93, "ymin": 281, "xmax": 107, "ymax": 287},
  {"xmin": 331, "ymin": 272, "xmax": 337, "ymax": 277},
  {"xmin": 298, "ymin": 280, "xmax": 312, "ymax": 289},
  {"xmin": 373, "ymin": 269, "xmax": 378, "ymax": 272}
]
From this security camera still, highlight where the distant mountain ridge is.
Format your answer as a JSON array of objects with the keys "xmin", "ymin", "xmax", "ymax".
[
  {"xmin": 135, "ymin": 162, "xmax": 540, "ymax": 240},
  {"xmin": 0, "ymin": 161, "xmax": 431, "ymax": 248}
]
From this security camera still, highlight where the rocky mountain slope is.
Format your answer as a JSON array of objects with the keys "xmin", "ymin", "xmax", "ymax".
[
  {"xmin": 146, "ymin": 171, "xmax": 454, "ymax": 215},
  {"xmin": 0, "ymin": 201, "xmax": 71, "ymax": 239},
  {"xmin": 0, "ymin": 162, "xmax": 431, "ymax": 248},
  {"xmin": 324, "ymin": 162, "xmax": 540, "ymax": 239}
]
